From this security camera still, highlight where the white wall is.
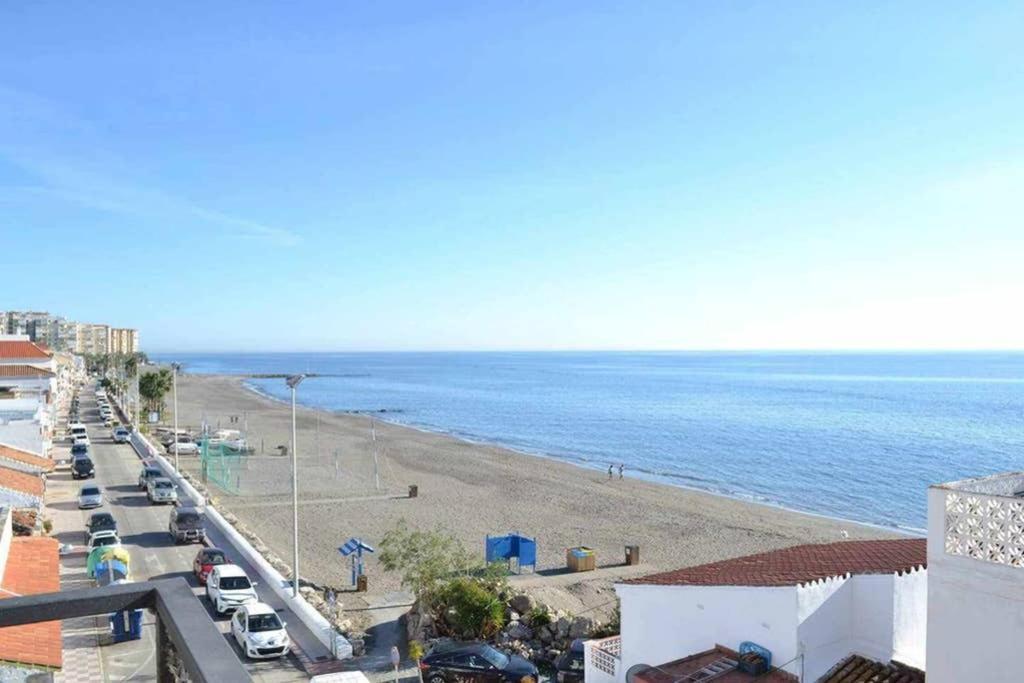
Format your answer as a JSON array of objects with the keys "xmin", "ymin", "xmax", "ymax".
[
  {"xmin": 849, "ymin": 574, "xmax": 895, "ymax": 662},
  {"xmin": 891, "ymin": 567, "xmax": 926, "ymax": 670},
  {"xmin": 926, "ymin": 485, "xmax": 1024, "ymax": 682},
  {"xmin": 797, "ymin": 575, "xmax": 851, "ymax": 682},
  {"xmin": 616, "ymin": 583, "xmax": 797, "ymax": 681}
]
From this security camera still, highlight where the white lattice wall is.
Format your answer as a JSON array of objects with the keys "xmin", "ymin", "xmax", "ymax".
[{"xmin": 944, "ymin": 491, "xmax": 1024, "ymax": 567}]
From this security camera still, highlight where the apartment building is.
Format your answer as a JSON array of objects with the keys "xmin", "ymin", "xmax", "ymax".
[
  {"xmin": 75, "ymin": 323, "xmax": 110, "ymax": 355},
  {"xmin": 109, "ymin": 327, "xmax": 140, "ymax": 354}
]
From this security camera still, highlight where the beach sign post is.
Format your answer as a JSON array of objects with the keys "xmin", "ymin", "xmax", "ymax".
[{"xmin": 339, "ymin": 538, "xmax": 375, "ymax": 586}]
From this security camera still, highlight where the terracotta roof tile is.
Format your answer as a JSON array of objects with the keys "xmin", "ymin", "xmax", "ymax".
[
  {"xmin": 623, "ymin": 539, "xmax": 926, "ymax": 588},
  {"xmin": 0, "ymin": 465, "xmax": 44, "ymax": 498},
  {"xmin": 0, "ymin": 443, "xmax": 54, "ymax": 473},
  {"xmin": 819, "ymin": 654, "xmax": 925, "ymax": 683},
  {"xmin": 0, "ymin": 341, "xmax": 51, "ymax": 360},
  {"xmin": 0, "ymin": 365, "xmax": 55, "ymax": 379},
  {"xmin": 0, "ymin": 537, "xmax": 61, "ymax": 669}
]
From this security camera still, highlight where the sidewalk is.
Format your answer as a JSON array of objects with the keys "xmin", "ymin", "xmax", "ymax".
[{"xmin": 48, "ymin": 457, "xmax": 106, "ymax": 683}]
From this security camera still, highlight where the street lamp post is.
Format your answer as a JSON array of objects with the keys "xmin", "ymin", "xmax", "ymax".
[
  {"xmin": 171, "ymin": 362, "xmax": 181, "ymax": 472},
  {"xmin": 286, "ymin": 374, "xmax": 306, "ymax": 598}
]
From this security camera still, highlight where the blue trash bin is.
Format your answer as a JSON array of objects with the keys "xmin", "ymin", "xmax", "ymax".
[{"xmin": 109, "ymin": 609, "xmax": 144, "ymax": 643}]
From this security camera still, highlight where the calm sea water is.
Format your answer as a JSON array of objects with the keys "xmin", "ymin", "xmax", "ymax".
[{"xmin": 151, "ymin": 352, "xmax": 1024, "ymax": 531}]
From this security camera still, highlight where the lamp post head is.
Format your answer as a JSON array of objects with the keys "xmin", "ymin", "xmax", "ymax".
[
  {"xmin": 170, "ymin": 362, "xmax": 182, "ymax": 372},
  {"xmin": 286, "ymin": 374, "xmax": 306, "ymax": 389}
]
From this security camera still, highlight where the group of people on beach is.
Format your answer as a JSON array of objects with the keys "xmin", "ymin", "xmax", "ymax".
[{"xmin": 608, "ymin": 463, "xmax": 624, "ymax": 480}]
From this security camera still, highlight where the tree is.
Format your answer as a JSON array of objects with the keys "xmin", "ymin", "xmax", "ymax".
[
  {"xmin": 379, "ymin": 520, "xmax": 476, "ymax": 604},
  {"xmin": 138, "ymin": 368, "xmax": 174, "ymax": 414}
]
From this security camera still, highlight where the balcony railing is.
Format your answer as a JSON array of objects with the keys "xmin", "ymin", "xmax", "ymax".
[
  {"xmin": 945, "ymin": 490, "xmax": 1024, "ymax": 568},
  {"xmin": 0, "ymin": 578, "xmax": 251, "ymax": 682},
  {"xmin": 589, "ymin": 635, "xmax": 622, "ymax": 677}
]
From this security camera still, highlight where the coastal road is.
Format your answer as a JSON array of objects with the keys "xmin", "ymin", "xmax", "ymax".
[{"xmin": 75, "ymin": 391, "xmax": 309, "ymax": 682}]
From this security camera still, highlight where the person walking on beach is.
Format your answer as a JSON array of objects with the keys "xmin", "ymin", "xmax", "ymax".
[
  {"xmin": 618, "ymin": 463, "xmax": 624, "ymax": 479},
  {"xmin": 608, "ymin": 464, "xmax": 614, "ymax": 480}
]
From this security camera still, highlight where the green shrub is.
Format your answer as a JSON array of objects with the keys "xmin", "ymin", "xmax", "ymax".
[
  {"xmin": 527, "ymin": 606, "xmax": 551, "ymax": 627},
  {"xmin": 438, "ymin": 577, "xmax": 506, "ymax": 639},
  {"xmin": 42, "ymin": 518, "xmax": 53, "ymax": 534}
]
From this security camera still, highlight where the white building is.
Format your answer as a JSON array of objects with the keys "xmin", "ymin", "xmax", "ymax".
[
  {"xmin": 926, "ymin": 472, "xmax": 1024, "ymax": 683},
  {"xmin": 587, "ymin": 539, "xmax": 926, "ymax": 683}
]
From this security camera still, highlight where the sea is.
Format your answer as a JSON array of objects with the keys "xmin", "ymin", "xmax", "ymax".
[{"xmin": 150, "ymin": 351, "xmax": 1024, "ymax": 533}]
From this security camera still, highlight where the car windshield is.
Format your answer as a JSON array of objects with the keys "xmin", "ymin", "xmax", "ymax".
[
  {"xmin": 72, "ymin": 444, "xmax": 87, "ymax": 453},
  {"xmin": 480, "ymin": 646, "xmax": 510, "ymax": 669},
  {"xmin": 144, "ymin": 469, "xmax": 160, "ymax": 477},
  {"xmin": 93, "ymin": 536, "xmax": 117, "ymax": 547},
  {"xmin": 220, "ymin": 576, "xmax": 251, "ymax": 590},
  {"xmin": 74, "ymin": 458, "xmax": 92, "ymax": 468},
  {"xmin": 81, "ymin": 487, "xmax": 100, "ymax": 496},
  {"xmin": 204, "ymin": 550, "xmax": 227, "ymax": 564},
  {"xmin": 155, "ymin": 481, "xmax": 173, "ymax": 490},
  {"xmin": 247, "ymin": 613, "xmax": 282, "ymax": 632}
]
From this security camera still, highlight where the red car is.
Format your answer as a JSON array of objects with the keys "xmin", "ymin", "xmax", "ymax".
[{"xmin": 193, "ymin": 547, "xmax": 227, "ymax": 585}]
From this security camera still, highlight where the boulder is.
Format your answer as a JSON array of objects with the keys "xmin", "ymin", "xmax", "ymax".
[
  {"xmin": 510, "ymin": 593, "xmax": 533, "ymax": 614},
  {"xmin": 569, "ymin": 616, "xmax": 593, "ymax": 639},
  {"xmin": 555, "ymin": 616, "xmax": 571, "ymax": 639},
  {"xmin": 539, "ymin": 624, "xmax": 554, "ymax": 644},
  {"xmin": 506, "ymin": 622, "xmax": 533, "ymax": 641}
]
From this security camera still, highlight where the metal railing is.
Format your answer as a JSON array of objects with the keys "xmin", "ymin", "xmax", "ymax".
[{"xmin": 0, "ymin": 578, "xmax": 251, "ymax": 682}]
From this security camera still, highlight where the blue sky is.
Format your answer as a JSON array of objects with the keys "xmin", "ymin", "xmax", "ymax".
[{"xmin": 1, "ymin": 2, "xmax": 1022, "ymax": 352}]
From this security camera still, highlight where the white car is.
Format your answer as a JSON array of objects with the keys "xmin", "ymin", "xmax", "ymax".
[
  {"xmin": 73, "ymin": 434, "xmax": 91, "ymax": 447},
  {"xmin": 230, "ymin": 602, "xmax": 290, "ymax": 659},
  {"xmin": 206, "ymin": 564, "xmax": 258, "ymax": 616},
  {"xmin": 68, "ymin": 423, "xmax": 88, "ymax": 442},
  {"xmin": 166, "ymin": 441, "xmax": 200, "ymax": 456},
  {"xmin": 78, "ymin": 485, "xmax": 103, "ymax": 509},
  {"xmin": 88, "ymin": 529, "xmax": 120, "ymax": 549}
]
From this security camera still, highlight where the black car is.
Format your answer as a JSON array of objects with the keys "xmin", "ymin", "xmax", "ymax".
[
  {"xmin": 72, "ymin": 456, "xmax": 95, "ymax": 480},
  {"xmin": 420, "ymin": 642, "xmax": 538, "ymax": 683},
  {"xmin": 85, "ymin": 512, "xmax": 117, "ymax": 543},
  {"xmin": 554, "ymin": 639, "xmax": 584, "ymax": 683},
  {"xmin": 71, "ymin": 443, "xmax": 89, "ymax": 457}
]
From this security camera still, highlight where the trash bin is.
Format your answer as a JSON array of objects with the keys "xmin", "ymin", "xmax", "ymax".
[
  {"xmin": 625, "ymin": 545, "xmax": 640, "ymax": 566},
  {"xmin": 356, "ymin": 574, "xmax": 368, "ymax": 592},
  {"xmin": 566, "ymin": 547, "xmax": 596, "ymax": 572},
  {"xmin": 109, "ymin": 609, "xmax": 144, "ymax": 643},
  {"xmin": 408, "ymin": 484, "xmax": 418, "ymax": 498}
]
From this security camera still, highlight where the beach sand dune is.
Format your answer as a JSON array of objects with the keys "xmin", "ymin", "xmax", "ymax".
[{"xmin": 170, "ymin": 374, "xmax": 897, "ymax": 597}]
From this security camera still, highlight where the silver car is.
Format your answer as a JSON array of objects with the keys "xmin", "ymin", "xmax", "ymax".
[
  {"xmin": 78, "ymin": 485, "xmax": 103, "ymax": 509},
  {"xmin": 147, "ymin": 478, "xmax": 178, "ymax": 504}
]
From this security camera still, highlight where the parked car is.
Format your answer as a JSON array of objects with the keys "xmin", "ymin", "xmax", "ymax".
[
  {"xmin": 85, "ymin": 512, "xmax": 117, "ymax": 543},
  {"xmin": 71, "ymin": 442, "xmax": 89, "ymax": 458},
  {"xmin": 102, "ymin": 416, "xmax": 114, "ymax": 427},
  {"xmin": 159, "ymin": 430, "xmax": 192, "ymax": 447},
  {"xmin": 230, "ymin": 602, "xmax": 289, "ymax": 659},
  {"xmin": 73, "ymin": 434, "xmax": 90, "ymax": 447},
  {"xmin": 88, "ymin": 529, "xmax": 120, "ymax": 550},
  {"xmin": 68, "ymin": 423, "xmax": 87, "ymax": 441},
  {"xmin": 165, "ymin": 440, "xmax": 200, "ymax": 456},
  {"xmin": 147, "ymin": 478, "xmax": 178, "ymax": 504},
  {"xmin": 193, "ymin": 547, "xmax": 228, "ymax": 585},
  {"xmin": 206, "ymin": 564, "xmax": 258, "ymax": 616},
  {"xmin": 554, "ymin": 639, "xmax": 585, "ymax": 683},
  {"xmin": 72, "ymin": 456, "xmax": 95, "ymax": 480},
  {"xmin": 420, "ymin": 642, "xmax": 539, "ymax": 683},
  {"xmin": 78, "ymin": 485, "xmax": 103, "ymax": 509},
  {"xmin": 138, "ymin": 466, "xmax": 163, "ymax": 489},
  {"xmin": 112, "ymin": 426, "xmax": 131, "ymax": 443},
  {"xmin": 169, "ymin": 506, "xmax": 206, "ymax": 544}
]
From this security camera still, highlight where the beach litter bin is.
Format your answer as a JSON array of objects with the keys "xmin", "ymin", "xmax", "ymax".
[
  {"xmin": 625, "ymin": 545, "xmax": 640, "ymax": 566},
  {"xmin": 356, "ymin": 574, "xmax": 368, "ymax": 592},
  {"xmin": 109, "ymin": 609, "xmax": 143, "ymax": 643},
  {"xmin": 566, "ymin": 547, "xmax": 596, "ymax": 572},
  {"xmin": 408, "ymin": 484, "xmax": 418, "ymax": 498}
]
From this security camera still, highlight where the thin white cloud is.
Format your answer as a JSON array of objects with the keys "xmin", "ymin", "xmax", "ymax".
[{"xmin": 0, "ymin": 84, "xmax": 301, "ymax": 247}]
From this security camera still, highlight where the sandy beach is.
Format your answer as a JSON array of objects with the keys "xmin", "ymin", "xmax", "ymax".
[{"xmin": 167, "ymin": 373, "xmax": 898, "ymax": 605}]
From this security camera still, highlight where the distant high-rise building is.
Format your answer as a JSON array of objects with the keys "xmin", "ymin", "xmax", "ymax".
[
  {"xmin": 0, "ymin": 311, "xmax": 80, "ymax": 352},
  {"xmin": 109, "ymin": 328, "xmax": 140, "ymax": 355},
  {"xmin": 75, "ymin": 323, "xmax": 111, "ymax": 355}
]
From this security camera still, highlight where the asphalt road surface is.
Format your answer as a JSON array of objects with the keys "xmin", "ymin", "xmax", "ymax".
[{"xmin": 72, "ymin": 391, "xmax": 309, "ymax": 682}]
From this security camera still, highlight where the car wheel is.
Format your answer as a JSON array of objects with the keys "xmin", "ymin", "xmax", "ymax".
[{"xmin": 428, "ymin": 675, "xmax": 445, "ymax": 683}]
